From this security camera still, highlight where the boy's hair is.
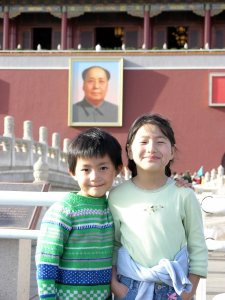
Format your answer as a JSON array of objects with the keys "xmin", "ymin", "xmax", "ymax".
[
  {"xmin": 68, "ymin": 127, "xmax": 122, "ymax": 174},
  {"xmin": 126, "ymin": 113, "xmax": 176, "ymax": 178}
]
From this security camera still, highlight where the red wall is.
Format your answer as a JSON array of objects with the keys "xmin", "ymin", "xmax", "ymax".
[{"xmin": 1, "ymin": 68, "xmax": 225, "ymax": 174}]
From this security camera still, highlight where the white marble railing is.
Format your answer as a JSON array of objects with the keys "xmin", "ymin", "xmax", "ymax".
[
  {"xmin": 0, "ymin": 116, "xmax": 79, "ymax": 190},
  {"xmin": 0, "ymin": 115, "xmax": 130, "ymax": 190},
  {"xmin": 0, "ymin": 115, "xmax": 70, "ymax": 174},
  {"xmin": 198, "ymin": 193, "xmax": 225, "ymax": 300},
  {"xmin": 199, "ymin": 194, "xmax": 225, "ymax": 251},
  {"xmin": 193, "ymin": 165, "xmax": 225, "ymax": 194}
]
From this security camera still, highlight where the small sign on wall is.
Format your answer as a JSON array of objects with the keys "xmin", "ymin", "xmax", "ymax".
[{"xmin": 209, "ymin": 73, "xmax": 225, "ymax": 106}]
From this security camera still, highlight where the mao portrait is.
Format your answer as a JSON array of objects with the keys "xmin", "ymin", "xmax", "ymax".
[{"xmin": 68, "ymin": 58, "xmax": 123, "ymax": 127}]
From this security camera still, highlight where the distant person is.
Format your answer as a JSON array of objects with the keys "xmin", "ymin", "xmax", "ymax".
[
  {"xmin": 182, "ymin": 171, "xmax": 192, "ymax": 183},
  {"xmin": 73, "ymin": 66, "xmax": 118, "ymax": 122},
  {"xmin": 35, "ymin": 128, "xmax": 123, "ymax": 299}
]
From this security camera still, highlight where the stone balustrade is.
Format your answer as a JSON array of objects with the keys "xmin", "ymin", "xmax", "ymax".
[
  {"xmin": 0, "ymin": 116, "xmax": 76, "ymax": 191},
  {"xmin": 193, "ymin": 165, "xmax": 225, "ymax": 194},
  {"xmin": 203, "ymin": 165, "xmax": 225, "ymax": 188},
  {"xmin": 0, "ymin": 116, "xmax": 69, "ymax": 171}
]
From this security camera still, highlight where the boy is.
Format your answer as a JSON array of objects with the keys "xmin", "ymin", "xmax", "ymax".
[{"xmin": 35, "ymin": 128, "xmax": 122, "ymax": 300}]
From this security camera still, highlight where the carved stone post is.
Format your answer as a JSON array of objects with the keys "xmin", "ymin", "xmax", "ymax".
[
  {"xmin": 39, "ymin": 126, "xmax": 48, "ymax": 163},
  {"xmin": 39, "ymin": 126, "xmax": 48, "ymax": 144},
  {"xmin": 33, "ymin": 156, "xmax": 49, "ymax": 182},
  {"xmin": 211, "ymin": 168, "xmax": 217, "ymax": 180},
  {"xmin": 23, "ymin": 120, "xmax": 33, "ymax": 165},
  {"xmin": 52, "ymin": 133, "xmax": 60, "ymax": 170},
  {"xmin": 23, "ymin": 120, "xmax": 33, "ymax": 140},
  {"xmin": 204, "ymin": 172, "xmax": 210, "ymax": 183},
  {"xmin": 63, "ymin": 138, "xmax": 70, "ymax": 153},
  {"xmin": 52, "ymin": 132, "xmax": 60, "ymax": 149},
  {"xmin": 3, "ymin": 115, "xmax": 14, "ymax": 138},
  {"xmin": 217, "ymin": 165, "xmax": 224, "ymax": 188},
  {"xmin": 3, "ymin": 115, "xmax": 15, "ymax": 166}
]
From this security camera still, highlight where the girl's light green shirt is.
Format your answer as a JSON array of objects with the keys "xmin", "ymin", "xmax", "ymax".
[{"xmin": 108, "ymin": 178, "xmax": 208, "ymax": 278}]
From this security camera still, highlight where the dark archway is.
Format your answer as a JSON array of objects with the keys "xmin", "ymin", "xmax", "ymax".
[
  {"xmin": 33, "ymin": 28, "xmax": 52, "ymax": 50},
  {"xmin": 167, "ymin": 26, "xmax": 188, "ymax": 49},
  {"xmin": 95, "ymin": 27, "xmax": 123, "ymax": 49}
]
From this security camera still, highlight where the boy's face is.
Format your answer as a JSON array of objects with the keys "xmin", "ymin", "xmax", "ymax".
[{"xmin": 72, "ymin": 154, "xmax": 119, "ymax": 198}]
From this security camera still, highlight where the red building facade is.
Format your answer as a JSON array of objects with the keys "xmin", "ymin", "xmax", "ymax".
[{"xmin": 1, "ymin": 1, "xmax": 225, "ymax": 174}]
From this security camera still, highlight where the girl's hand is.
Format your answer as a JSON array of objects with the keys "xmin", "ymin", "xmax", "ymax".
[
  {"xmin": 181, "ymin": 273, "xmax": 200, "ymax": 300},
  {"xmin": 175, "ymin": 178, "xmax": 193, "ymax": 189},
  {"xmin": 181, "ymin": 291, "xmax": 195, "ymax": 300}
]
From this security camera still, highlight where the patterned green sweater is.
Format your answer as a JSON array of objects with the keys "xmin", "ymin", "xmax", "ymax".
[{"xmin": 35, "ymin": 192, "xmax": 114, "ymax": 300}]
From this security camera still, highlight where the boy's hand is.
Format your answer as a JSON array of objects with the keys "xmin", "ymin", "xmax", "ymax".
[
  {"xmin": 111, "ymin": 266, "xmax": 129, "ymax": 298},
  {"xmin": 111, "ymin": 280, "xmax": 128, "ymax": 298}
]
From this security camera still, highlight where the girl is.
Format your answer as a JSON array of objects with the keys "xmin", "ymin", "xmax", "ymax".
[{"xmin": 109, "ymin": 114, "xmax": 207, "ymax": 300}]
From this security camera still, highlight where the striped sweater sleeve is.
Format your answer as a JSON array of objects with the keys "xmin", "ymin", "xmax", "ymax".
[{"xmin": 35, "ymin": 201, "xmax": 72, "ymax": 299}]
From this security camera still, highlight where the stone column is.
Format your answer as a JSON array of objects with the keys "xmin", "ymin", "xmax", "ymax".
[
  {"xmin": 143, "ymin": 5, "xmax": 150, "ymax": 49},
  {"xmin": 67, "ymin": 21, "xmax": 73, "ymax": 49},
  {"xmin": 10, "ymin": 20, "xmax": 17, "ymax": 49},
  {"xmin": 61, "ymin": 6, "xmax": 67, "ymax": 50},
  {"xmin": 204, "ymin": 4, "xmax": 211, "ymax": 48},
  {"xmin": 3, "ymin": 8, "xmax": 9, "ymax": 50}
]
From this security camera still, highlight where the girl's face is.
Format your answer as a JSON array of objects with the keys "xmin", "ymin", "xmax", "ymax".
[{"xmin": 128, "ymin": 124, "xmax": 174, "ymax": 175}]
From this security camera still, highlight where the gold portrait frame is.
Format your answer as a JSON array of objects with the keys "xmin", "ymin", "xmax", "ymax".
[{"xmin": 68, "ymin": 57, "xmax": 123, "ymax": 127}]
